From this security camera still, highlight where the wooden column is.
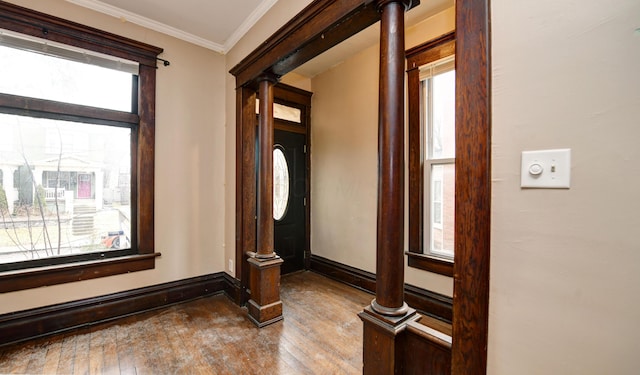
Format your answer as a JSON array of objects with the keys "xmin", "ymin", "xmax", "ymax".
[
  {"xmin": 247, "ymin": 74, "xmax": 284, "ymax": 327},
  {"xmin": 256, "ymin": 76, "xmax": 277, "ymax": 259},
  {"xmin": 359, "ymin": 1, "xmax": 418, "ymax": 373}
]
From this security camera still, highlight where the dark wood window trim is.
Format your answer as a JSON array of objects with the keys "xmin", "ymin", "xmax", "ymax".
[
  {"xmin": 0, "ymin": 1, "xmax": 162, "ymax": 292},
  {"xmin": 407, "ymin": 252, "xmax": 453, "ymax": 277},
  {"xmin": 406, "ymin": 31, "xmax": 455, "ymax": 277}
]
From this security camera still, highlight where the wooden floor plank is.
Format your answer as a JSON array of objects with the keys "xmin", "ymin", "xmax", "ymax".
[
  {"xmin": 56, "ymin": 333, "xmax": 77, "ymax": 374},
  {"xmin": 114, "ymin": 319, "xmax": 136, "ymax": 374},
  {"xmin": 3, "ymin": 340, "xmax": 39, "ymax": 374},
  {"xmin": 24, "ymin": 337, "xmax": 52, "ymax": 374},
  {"xmin": 88, "ymin": 326, "xmax": 105, "ymax": 375},
  {"xmin": 164, "ymin": 304, "xmax": 218, "ymax": 374},
  {"xmin": 72, "ymin": 329, "xmax": 91, "ymax": 375},
  {"xmin": 196, "ymin": 298, "xmax": 254, "ymax": 374},
  {"xmin": 100, "ymin": 324, "xmax": 120, "ymax": 375},
  {"xmin": 41, "ymin": 335, "xmax": 64, "ymax": 374},
  {"xmin": 0, "ymin": 271, "xmax": 371, "ymax": 374}
]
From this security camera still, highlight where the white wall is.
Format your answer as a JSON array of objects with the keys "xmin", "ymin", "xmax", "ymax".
[
  {"xmin": 310, "ymin": 8, "xmax": 455, "ymax": 297},
  {"xmin": 1, "ymin": 0, "xmax": 227, "ymax": 314},
  {"xmin": 489, "ymin": 0, "xmax": 640, "ymax": 373}
]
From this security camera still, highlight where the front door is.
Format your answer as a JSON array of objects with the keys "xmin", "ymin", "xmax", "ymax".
[
  {"xmin": 77, "ymin": 173, "xmax": 91, "ymax": 199},
  {"xmin": 274, "ymin": 129, "xmax": 306, "ymax": 274}
]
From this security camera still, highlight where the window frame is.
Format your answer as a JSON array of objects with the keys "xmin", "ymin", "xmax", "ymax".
[
  {"xmin": 406, "ymin": 32, "xmax": 455, "ymax": 277},
  {"xmin": 0, "ymin": 2, "xmax": 162, "ymax": 293}
]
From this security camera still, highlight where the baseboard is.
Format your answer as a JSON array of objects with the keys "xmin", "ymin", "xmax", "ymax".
[
  {"xmin": 223, "ymin": 272, "xmax": 242, "ymax": 305},
  {"xmin": 310, "ymin": 255, "xmax": 452, "ymax": 323},
  {"xmin": 0, "ymin": 272, "xmax": 234, "ymax": 347}
]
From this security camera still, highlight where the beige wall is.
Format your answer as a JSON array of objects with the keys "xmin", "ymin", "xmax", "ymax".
[
  {"xmin": 489, "ymin": 0, "xmax": 640, "ymax": 373},
  {"xmin": 1, "ymin": 0, "xmax": 227, "ymax": 314},
  {"xmin": 4, "ymin": 1, "xmax": 640, "ymax": 372},
  {"xmin": 309, "ymin": 8, "xmax": 455, "ymax": 296}
]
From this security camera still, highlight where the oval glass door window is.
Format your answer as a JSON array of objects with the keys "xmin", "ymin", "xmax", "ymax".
[{"xmin": 273, "ymin": 147, "xmax": 290, "ymax": 220}]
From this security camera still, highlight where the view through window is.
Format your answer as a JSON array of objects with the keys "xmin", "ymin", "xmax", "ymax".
[
  {"xmin": 0, "ymin": 32, "xmax": 136, "ymax": 267},
  {"xmin": 407, "ymin": 33, "xmax": 456, "ymax": 274},
  {"xmin": 421, "ymin": 58, "xmax": 455, "ymax": 259}
]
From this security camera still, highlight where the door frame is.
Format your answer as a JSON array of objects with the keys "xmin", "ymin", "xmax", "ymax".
[
  {"xmin": 230, "ymin": 1, "xmax": 490, "ymax": 373},
  {"xmin": 234, "ymin": 83, "xmax": 312, "ymax": 303},
  {"xmin": 273, "ymin": 84, "xmax": 312, "ymax": 273}
]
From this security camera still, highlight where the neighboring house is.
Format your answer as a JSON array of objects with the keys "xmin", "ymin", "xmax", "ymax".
[{"xmin": 0, "ymin": 119, "xmax": 129, "ymax": 215}]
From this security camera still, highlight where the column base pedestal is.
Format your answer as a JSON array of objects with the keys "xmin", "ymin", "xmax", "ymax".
[
  {"xmin": 247, "ymin": 255, "xmax": 284, "ymax": 327},
  {"xmin": 247, "ymin": 299, "xmax": 283, "ymax": 327},
  {"xmin": 359, "ymin": 305, "xmax": 419, "ymax": 374}
]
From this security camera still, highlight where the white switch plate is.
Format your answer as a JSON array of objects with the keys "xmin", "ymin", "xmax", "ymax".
[{"xmin": 521, "ymin": 149, "xmax": 571, "ymax": 188}]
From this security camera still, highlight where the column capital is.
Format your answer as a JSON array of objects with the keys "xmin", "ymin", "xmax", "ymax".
[
  {"xmin": 255, "ymin": 71, "xmax": 280, "ymax": 84},
  {"xmin": 376, "ymin": 0, "xmax": 414, "ymax": 12}
]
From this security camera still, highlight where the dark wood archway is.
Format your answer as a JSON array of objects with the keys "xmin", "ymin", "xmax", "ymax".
[{"xmin": 229, "ymin": 0, "xmax": 490, "ymax": 373}]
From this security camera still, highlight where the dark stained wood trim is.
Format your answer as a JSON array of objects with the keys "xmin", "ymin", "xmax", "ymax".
[
  {"xmin": 407, "ymin": 65, "xmax": 424, "ymax": 256},
  {"xmin": 223, "ymin": 272, "xmax": 242, "ymax": 305},
  {"xmin": 0, "ymin": 253, "xmax": 160, "ymax": 293},
  {"xmin": 235, "ymin": 86, "xmax": 257, "ymax": 304},
  {"xmin": 311, "ymin": 254, "xmax": 375, "ymax": 292},
  {"xmin": 0, "ymin": 3, "xmax": 161, "ymax": 292},
  {"xmin": 230, "ymin": 0, "xmax": 372, "ymax": 86},
  {"xmin": 0, "ymin": 1, "xmax": 163, "ymax": 67},
  {"xmin": 310, "ymin": 255, "xmax": 452, "ymax": 323},
  {"xmin": 405, "ymin": 284, "xmax": 452, "ymax": 324},
  {"xmin": 303, "ymin": 96, "xmax": 312, "ymax": 270},
  {"xmin": 136, "ymin": 64, "xmax": 156, "ymax": 255},
  {"xmin": 406, "ymin": 33, "xmax": 455, "ymax": 278},
  {"xmin": 407, "ymin": 252, "xmax": 454, "ymax": 277},
  {"xmin": 406, "ymin": 31, "xmax": 456, "ymax": 69},
  {"xmin": 452, "ymin": 0, "xmax": 491, "ymax": 374},
  {"xmin": 229, "ymin": 0, "xmax": 418, "ymax": 88},
  {"xmin": 274, "ymin": 121, "xmax": 306, "ymax": 134},
  {"xmin": 0, "ymin": 272, "xmax": 231, "ymax": 347},
  {"xmin": 271, "ymin": 4, "xmax": 380, "ymax": 77},
  {"xmin": 274, "ymin": 83, "xmax": 313, "ymax": 107},
  {"xmin": 230, "ymin": 0, "xmax": 490, "ymax": 371},
  {"xmin": 0, "ymin": 93, "xmax": 139, "ymax": 126},
  {"xmin": 404, "ymin": 319, "xmax": 452, "ymax": 375},
  {"xmin": 234, "ymin": 83, "xmax": 312, "ymax": 299}
]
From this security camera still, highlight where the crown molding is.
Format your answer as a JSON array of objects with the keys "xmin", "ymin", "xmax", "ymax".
[
  {"xmin": 223, "ymin": 0, "xmax": 279, "ymax": 53},
  {"xmin": 66, "ymin": 0, "xmax": 226, "ymax": 53}
]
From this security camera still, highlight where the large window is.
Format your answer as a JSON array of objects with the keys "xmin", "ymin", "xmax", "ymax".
[
  {"xmin": 422, "ymin": 57, "xmax": 455, "ymax": 259},
  {"xmin": 407, "ymin": 32, "xmax": 455, "ymax": 276},
  {"xmin": 0, "ymin": 2, "xmax": 162, "ymax": 292}
]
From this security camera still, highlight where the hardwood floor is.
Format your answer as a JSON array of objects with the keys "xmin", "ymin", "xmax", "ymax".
[{"xmin": 0, "ymin": 271, "xmax": 372, "ymax": 374}]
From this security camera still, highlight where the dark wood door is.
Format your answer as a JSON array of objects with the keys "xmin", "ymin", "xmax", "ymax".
[{"xmin": 274, "ymin": 129, "xmax": 306, "ymax": 274}]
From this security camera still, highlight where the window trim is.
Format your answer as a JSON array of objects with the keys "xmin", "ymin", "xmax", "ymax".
[
  {"xmin": 407, "ymin": 32, "xmax": 455, "ymax": 277},
  {"xmin": 0, "ymin": 2, "xmax": 162, "ymax": 292}
]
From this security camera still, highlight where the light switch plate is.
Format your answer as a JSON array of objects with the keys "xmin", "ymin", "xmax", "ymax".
[{"xmin": 521, "ymin": 149, "xmax": 571, "ymax": 188}]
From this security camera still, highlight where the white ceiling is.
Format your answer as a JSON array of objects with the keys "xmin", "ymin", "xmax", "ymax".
[
  {"xmin": 67, "ymin": 0, "xmax": 453, "ymax": 77},
  {"xmin": 67, "ymin": 0, "xmax": 279, "ymax": 53}
]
